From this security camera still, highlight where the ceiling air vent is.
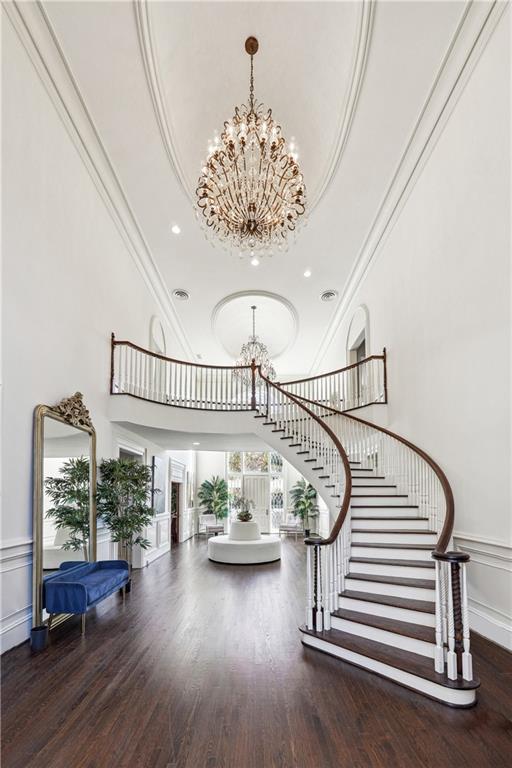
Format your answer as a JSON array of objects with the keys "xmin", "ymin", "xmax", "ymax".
[
  {"xmin": 173, "ymin": 289, "xmax": 190, "ymax": 301},
  {"xmin": 320, "ymin": 289, "xmax": 338, "ymax": 303}
]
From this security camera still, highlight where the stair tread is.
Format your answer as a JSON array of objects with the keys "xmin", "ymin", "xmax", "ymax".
[
  {"xmin": 347, "ymin": 573, "xmax": 435, "ymax": 588},
  {"xmin": 351, "ymin": 543, "xmax": 434, "ymax": 550},
  {"xmin": 353, "ymin": 484, "xmax": 397, "ymax": 488},
  {"xmin": 300, "ymin": 626, "xmax": 479, "ymax": 690},
  {"xmin": 351, "ymin": 517, "xmax": 429, "ymax": 521},
  {"xmin": 351, "ymin": 505, "xmax": 419, "ymax": 509},
  {"xmin": 340, "ymin": 589, "xmax": 434, "ymax": 613},
  {"xmin": 351, "ymin": 529, "xmax": 436, "ymax": 535},
  {"xmin": 331, "ymin": 608, "xmax": 435, "ymax": 643},
  {"xmin": 351, "ymin": 494, "xmax": 409, "ymax": 498},
  {"xmin": 350, "ymin": 556, "xmax": 435, "ymax": 569}
]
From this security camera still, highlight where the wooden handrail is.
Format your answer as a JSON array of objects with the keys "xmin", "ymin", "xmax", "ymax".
[
  {"xmin": 279, "ymin": 349, "xmax": 387, "ymax": 386},
  {"xmin": 111, "ymin": 334, "xmax": 252, "ymax": 370},
  {"xmin": 258, "ymin": 369, "xmax": 352, "ymax": 547},
  {"xmin": 288, "ymin": 392, "xmax": 454, "ymax": 553}
]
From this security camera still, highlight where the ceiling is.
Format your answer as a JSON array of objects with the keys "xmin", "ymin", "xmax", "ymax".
[{"xmin": 43, "ymin": 0, "xmax": 467, "ymax": 377}]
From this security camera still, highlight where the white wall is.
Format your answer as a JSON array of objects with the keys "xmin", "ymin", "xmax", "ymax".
[
  {"xmin": 0, "ymin": 20, "xmax": 186, "ymax": 651},
  {"xmin": 320, "ymin": 13, "xmax": 511, "ymax": 647}
]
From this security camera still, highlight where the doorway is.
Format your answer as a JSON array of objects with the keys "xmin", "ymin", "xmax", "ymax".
[
  {"xmin": 243, "ymin": 475, "xmax": 270, "ymax": 533},
  {"xmin": 171, "ymin": 482, "xmax": 180, "ymax": 545}
]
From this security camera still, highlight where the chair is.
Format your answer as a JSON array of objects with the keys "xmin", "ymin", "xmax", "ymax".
[
  {"xmin": 279, "ymin": 512, "xmax": 303, "ymax": 540},
  {"xmin": 198, "ymin": 514, "xmax": 224, "ymax": 537}
]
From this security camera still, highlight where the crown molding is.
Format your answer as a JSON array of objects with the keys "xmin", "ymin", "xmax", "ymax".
[
  {"xmin": 134, "ymin": 0, "xmax": 374, "ymax": 211},
  {"xmin": 3, "ymin": 0, "xmax": 195, "ymax": 360},
  {"xmin": 310, "ymin": 0, "xmax": 508, "ymax": 373}
]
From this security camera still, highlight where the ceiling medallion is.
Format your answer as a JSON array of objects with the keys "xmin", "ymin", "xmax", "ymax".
[
  {"xmin": 235, "ymin": 305, "xmax": 276, "ymax": 383},
  {"xmin": 196, "ymin": 36, "xmax": 307, "ymax": 258}
]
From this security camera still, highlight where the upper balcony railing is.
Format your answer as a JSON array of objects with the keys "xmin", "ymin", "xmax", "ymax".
[{"xmin": 280, "ymin": 350, "xmax": 387, "ymax": 412}]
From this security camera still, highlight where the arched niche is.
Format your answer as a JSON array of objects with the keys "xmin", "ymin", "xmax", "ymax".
[
  {"xmin": 346, "ymin": 305, "xmax": 370, "ymax": 364},
  {"xmin": 149, "ymin": 316, "xmax": 167, "ymax": 356}
]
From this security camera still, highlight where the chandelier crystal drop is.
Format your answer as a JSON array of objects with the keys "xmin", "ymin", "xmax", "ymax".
[
  {"xmin": 235, "ymin": 305, "xmax": 276, "ymax": 383},
  {"xmin": 196, "ymin": 36, "xmax": 307, "ymax": 257}
]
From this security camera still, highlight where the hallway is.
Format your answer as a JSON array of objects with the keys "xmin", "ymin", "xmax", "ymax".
[{"xmin": 2, "ymin": 539, "xmax": 511, "ymax": 768}]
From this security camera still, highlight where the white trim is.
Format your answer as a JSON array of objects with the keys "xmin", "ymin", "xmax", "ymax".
[
  {"xmin": 0, "ymin": 606, "xmax": 32, "ymax": 654},
  {"xmin": 310, "ymin": 0, "xmax": 508, "ymax": 373},
  {"xmin": 3, "ymin": 0, "xmax": 194, "ymax": 359},
  {"xmin": 301, "ymin": 633, "xmax": 477, "ymax": 706}
]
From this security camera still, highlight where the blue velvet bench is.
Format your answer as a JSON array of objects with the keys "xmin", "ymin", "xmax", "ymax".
[{"xmin": 43, "ymin": 560, "xmax": 130, "ymax": 634}]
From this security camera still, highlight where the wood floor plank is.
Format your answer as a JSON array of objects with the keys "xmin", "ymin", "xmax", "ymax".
[{"xmin": 1, "ymin": 538, "xmax": 511, "ymax": 768}]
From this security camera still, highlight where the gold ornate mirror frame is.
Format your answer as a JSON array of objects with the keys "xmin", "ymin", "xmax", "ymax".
[{"xmin": 32, "ymin": 392, "xmax": 97, "ymax": 628}]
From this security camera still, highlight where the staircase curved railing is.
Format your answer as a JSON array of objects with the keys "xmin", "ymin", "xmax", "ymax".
[
  {"xmin": 283, "ymin": 394, "xmax": 454, "ymax": 553},
  {"xmin": 285, "ymin": 393, "xmax": 472, "ymax": 681},
  {"xmin": 279, "ymin": 349, "xmax": 387, "ymax": 412}
]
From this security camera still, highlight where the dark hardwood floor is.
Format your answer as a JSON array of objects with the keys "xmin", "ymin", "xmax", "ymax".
[{"xmin": 2, "ymin": 538, "xmax": 511, "ymax": 768}]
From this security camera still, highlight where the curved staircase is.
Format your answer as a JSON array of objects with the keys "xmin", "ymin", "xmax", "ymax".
[{"xmin": 110, "ymin": 335, "xmax": 479, "ymax": 707}]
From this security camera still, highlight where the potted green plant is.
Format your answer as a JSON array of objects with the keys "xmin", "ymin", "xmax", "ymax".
[
  {"xmin": 44, "ymin": 456, "xmax": 90, "ymax": 559},
  {"xmin": 289, "ymin": 478, "xmax": 318, "ymax": 537},
  {"xmin": 231, "ymin": 495, "xmax": 255, "ymax": 522},
  {"xmin": 197, "ymin": 476, "xmax": 229, "ymax": 525},
  {"xmin": 97, "ymin": 458, "xmax": 156, "ymax": 586}
]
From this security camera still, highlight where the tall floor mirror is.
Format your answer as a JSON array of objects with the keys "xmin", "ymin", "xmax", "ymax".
[{"xmin": 32, "ymin": 393, "xmax": 96, "ymax": 645}]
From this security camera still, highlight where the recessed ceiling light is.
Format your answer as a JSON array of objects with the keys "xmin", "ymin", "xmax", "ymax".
[
  {"xmin": 303, "ymin": 269, "xmax": 312, "ymax": 278},
  {"xmin": 320, "ymin": 289, "xmax": 338, "ymax": 302},
  {"xmin": 250, "ymin": 257, "xmax": 260, "ymax": 267},
  {"xmin": 171, "ymin": 224, "xmax": 181, "ymax": 235},
  {"xmin": 193, "ymin": 442, "xmax": 200, "ymax": 446},
  {"xmin": 173, "ymin": 289, "xmax": 190, "ymax": 300}
]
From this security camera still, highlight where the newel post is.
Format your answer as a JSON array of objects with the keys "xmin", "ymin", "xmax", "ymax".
[
  {"xmin": 250, "ymin": 358, "xmax": 257, "ymax": 409},
  {"xmin": 432, "ymin": 550, "xmax": 472, "ymax": 680}
]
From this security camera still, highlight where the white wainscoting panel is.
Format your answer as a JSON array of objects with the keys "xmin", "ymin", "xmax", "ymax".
[
  {"xmin": 0, "ymin": 538, "xmax": 33, "ymax": 653},
  {"xmin": 454, "ymin": 534, "xmax": 512, "ymax": 651}
]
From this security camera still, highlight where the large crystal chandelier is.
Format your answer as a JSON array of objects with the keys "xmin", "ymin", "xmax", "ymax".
[
  {"xmin": 196, "ymin": 37, "xmax": 306, "ymax": 258},
  {"xmin": 235, "ymin": 305, "xmax": 276, "ymax": 382}
]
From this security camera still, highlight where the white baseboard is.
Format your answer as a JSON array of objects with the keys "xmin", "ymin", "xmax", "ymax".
[
  {"xmin": 470, "ymin": 604, "xmax": 512, "ymax": 652},
  {"xmin": 0, "ymin": 606, "xmax": 32, "ymax": 654}
]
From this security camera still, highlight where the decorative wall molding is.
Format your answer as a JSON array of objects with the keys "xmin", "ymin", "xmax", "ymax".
[
  {"xmin": 3, "ymin": 0, "xmax": 194, "ymax": 360},
  {"xmin": 0, "ymin": 538, "xmax": 33, "ymax": 573},
  {"xmin": 134, "ymin": 0, "xmax": 374, "ymax": 212},
  {"xmin": 311, "ymin": 0, "xmax": 509, "ymax": 372}
]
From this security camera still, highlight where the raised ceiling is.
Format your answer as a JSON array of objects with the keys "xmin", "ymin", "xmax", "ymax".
[{"xmin": 42, "ymin": 0, "xmax": 467, "ymax": 376}]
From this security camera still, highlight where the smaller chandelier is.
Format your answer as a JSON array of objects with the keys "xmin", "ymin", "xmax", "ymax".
[
  {"xmin": 196, "ymin": 36, "xmax": 306, "ymax": 257},
  {"xmin": 235, "ymin": 305, "xmax": 276, "ymax": 382}
]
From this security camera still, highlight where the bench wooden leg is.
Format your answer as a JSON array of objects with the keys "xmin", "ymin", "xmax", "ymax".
[
  {"xmin": 81, "ymin": 613, "xmax": 86, "ymax": 635},
  {"xmin": 47, "ymin": 614, "xmax": 54, "ymax": 631}
]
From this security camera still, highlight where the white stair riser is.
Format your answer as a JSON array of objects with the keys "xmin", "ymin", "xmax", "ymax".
[
  {"xmin": 301, "ymin": 634, "xmax": 476, "ymax": 707},
  {"xmin": 350, "ymin": 497, "xmax": 410, "ymax": 506},
  {"xmin": 338, "ymin": 596, "xmax": 435, "ymax": 627},
  {"xmin": 352, "ymin": 478, "xmax": 391, "ymax": 487},
  {"xmin": 350, "ymin": 562, "xmax": 434, "ymax": 579},
  {"xmin": 351, "ymin": 546, "xmax": 432, "ymax": 560},
  {"xmin": 351, "ymin": 518, "xmax": 430, "ymax": 530},
  {"xmin": 351, "ymin": 507, "xmax": 420, "ymax": 517},
  {"xmin": 351, "ymin": 488, "xmax": 399, "ymax": 496},
  {"xmin": 351, "ymin": 532, "xmax": 437, "ymax": 545},
  {"xmin": 330, "ymin": 615, "xmax": 435, "ymax": 659},
  {"xmin": 345, "ymin": 577, "xmax": 435, "ymax": 601}
]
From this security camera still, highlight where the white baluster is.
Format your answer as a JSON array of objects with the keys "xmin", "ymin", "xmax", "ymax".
[
  {"xmin": 323, "ymin": 547, "xmax": 331, "ymax": 630},
  {"xmin": 306, "ymin": 546, "xmax": 314, "ymax": 630},
  {"xmin": 461, "ymin": 563, "xmax": 473, "ymax": 680},
  {"xmin": 316, "ymin": 546, "xmax": 323, "ymax": 631},
  {"xmin": 434, "ymin": 559, "xmax": 445, "ymax": 673}
]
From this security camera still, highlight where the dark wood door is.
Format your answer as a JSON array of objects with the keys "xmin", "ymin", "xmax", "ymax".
[{"xmin": 171, "ymin": 482, "xmax": 180, "ymax": 545}]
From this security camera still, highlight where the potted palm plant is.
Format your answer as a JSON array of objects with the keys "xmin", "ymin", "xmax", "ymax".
[
  {"xmin": 97, "ymin": 458, "xmax": 156, "ymax": 587},
  {"xmin": 44, "ymin": 456, "xmax": 91, "ymax": 559},
  {"xmin": 197, "ymin": 476, "xmax": 229, "ymax": 526},
  {"xmin": 289, "ymin": 478, "xmax": 318, "ymax": 537}
]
